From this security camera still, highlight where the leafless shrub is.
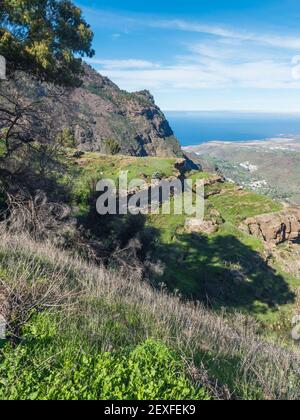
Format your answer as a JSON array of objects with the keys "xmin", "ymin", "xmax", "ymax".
[
  {"xmin": 3, "ymin": 191, "xmax": 72, "ymax": 235},
  {"xmin": 0, "ymin": 259, "xmax": 79, "ymax": 344},
  {"xmin": 0, "ymin": 73, "xmax": 67, "ymax": 160},
  {"xmin": 1, "ymin": 191, "xmax": 146, "ymax": 276}
]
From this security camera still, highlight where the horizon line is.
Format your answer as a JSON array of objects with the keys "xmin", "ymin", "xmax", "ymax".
[{"xmin": 163, "ymin": 109, "xmax": 300, "ymax": 114}]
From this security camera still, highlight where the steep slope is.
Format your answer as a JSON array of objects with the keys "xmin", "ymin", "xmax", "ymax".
[
  {"xmin": 62, "ymin": 153, "xmax": 299, "ymax": 330},
  {"xmin": 1, "ymin": 64, "xmax": 182, "ymax": 158},
  {"xmin": 2, "ymin": 151, "xmax": 300, "ymax": 399},
  {"xmin": 1, "ymin": 229, "xmax": 300, "ymax": 400},
  {"xmin": 55, "ymin": 65, "xmax": 182, "ymax": 157}
]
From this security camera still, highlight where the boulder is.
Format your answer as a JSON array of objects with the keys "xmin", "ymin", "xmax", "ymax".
[
  {"xmin": 242, "ymin": 207, "xmax": 300, "ymax": 245},
  {"xmin": 185, "ymin": 218, "xmax": 219, "ymax": 235}
]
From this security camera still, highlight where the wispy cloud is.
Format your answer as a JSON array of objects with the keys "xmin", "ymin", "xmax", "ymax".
[
  {"xmin": 81, "ymin": 7, "xmax": 300, "ymax": 51},
  {"xmin": 82, "ymin": 7, "xmax": 300, "ymax": 94},
  {"xmin": 95, "ymin": 59, "xmax": 299, "ymax": 92},
  {"xmin": 91, "ymin": 42, "xmax": 299, "ymax": 92},
  {"xmin": 151, "ymin": 18, "xmax": 300, "ymax": 50},
  {"xmin": 86, "ymin": 59, "xmax": 160, "ymax": 69}
]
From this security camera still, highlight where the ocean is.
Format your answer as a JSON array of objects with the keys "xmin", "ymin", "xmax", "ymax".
[{"xmin": 165, "ymin": 111, "xmax": 300, "ymax": 146}]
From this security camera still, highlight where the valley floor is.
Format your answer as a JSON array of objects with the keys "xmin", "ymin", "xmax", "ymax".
[{"xmin": 184, "ymin": 136, "xmax": 300, "ymax": 205}]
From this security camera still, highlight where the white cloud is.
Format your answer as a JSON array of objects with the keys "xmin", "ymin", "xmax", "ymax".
[
  {"xmin": 83, "ymin": 8, "xmax": 300, "ymax": 50},
  {"xmin": 96, "ymin": 57, "xmax": 299, "ymax": 92},
  {"xmin": 151, "ymin": 18, "xmax": 300, "ymax": 50},
  {"xmin": 186, "ymin": 40, "xmax": 269, "ymax": 62},
  {"xmin": 83, "ymin": 8, "xmax": 300, "ymax": 97},
  {"xmin": 87, "ymin": 59, "xmax": 160, "ymax": 69}
]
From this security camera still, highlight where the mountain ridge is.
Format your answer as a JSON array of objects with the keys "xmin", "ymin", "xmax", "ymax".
[{"xmin": 56, "ymin": 64, "xmax": 183, "ymax": 158}]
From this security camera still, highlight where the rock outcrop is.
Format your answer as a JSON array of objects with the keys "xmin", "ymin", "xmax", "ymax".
[
  {"xmin": 185, "ymin": 218, "xmax": 220, "ymax": 235},
  {"xmin": 242, "ymin": 207, "xmax": 300, "ymax": 245}
]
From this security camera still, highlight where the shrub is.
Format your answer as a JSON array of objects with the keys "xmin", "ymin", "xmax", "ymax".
[
  {"xmin": 104, "ymin": 139, "xmax": 121, "ymax": 156},
  {"xmin": 57, "ymin": 128, "xmax": 76, "ymax": 149}
]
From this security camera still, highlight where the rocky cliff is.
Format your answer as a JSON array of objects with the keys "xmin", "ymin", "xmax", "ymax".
[{"xmin": 55, "ymin": 65, "xmax": 182, "ymax": 157}]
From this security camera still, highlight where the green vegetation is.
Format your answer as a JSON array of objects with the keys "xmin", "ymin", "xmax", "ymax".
[
  {"xmin": 66, "ymin": 154, "xmax": 177, "ymax": 214},
  {"xmin": 73, "ymin": 154, "xmax": 176, "ymax": 182},
  {"xmin": 57, "ymin": 128, "xmax": 76, "ymax": 149},
  {"xmin": 0, "ymin": 325, "xmax": 207, "ymax": 400},
  {"xmin": 0, "ymin": 231, "xmax": 300, "ymax": 400},
  {"xmin": 0, "ymin": 234, "xmax": 209, "ymax": 400},
  {"xmin": 1, "ymin": 0, "xmax": 300, "ymax": 402},
  {"xmin": 148, "ymin": 220, "xmax": 296, "ymax": 316},
  {"xmin": 209, "ymin": 187, "xmax": 282, "ymax": 225},
  {"xmin": 187, "ymin": 170, "xmax": 216, "ymax": 182},
  {"xmin": 140, "ymin": 173, "xmax": 296, "ymax": 332},
  {"xmin": 59, "ymin": 157, "xmax": 298, "ymax": 333},
  {"xmin": 0, "ymin": 0, "xmax": 94, "ymax": 87},
  {"xmin": 104, "ymin": 139, "xmax": 121, "ymax": 156}
]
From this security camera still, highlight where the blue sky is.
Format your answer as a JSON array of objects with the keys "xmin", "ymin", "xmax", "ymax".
[{"xmin": 76, "ymin": 0, "xmax": 300, "ymax": 112}]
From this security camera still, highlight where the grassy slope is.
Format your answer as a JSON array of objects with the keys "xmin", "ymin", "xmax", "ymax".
[
  {"xmin": 64, "ymin": 155, "xmax": 299, "ymax": 331},
  {"xmin": 2, "ymin": 154, "xmax": 300, "ymax": 400},
  {"xmin": 145, "ymin": 170, "xmax": 299, "ymax": 332},
  {"xmin": 62, "ymin": 153, "xmax": 177, "ymax": 215},
  {"xmin": 1, "ymin": 231, "xmax": 300, "ymax": 400},
  {"xmin": 0, "ymin": 231, "xmax": 209, "ymax": 401}
]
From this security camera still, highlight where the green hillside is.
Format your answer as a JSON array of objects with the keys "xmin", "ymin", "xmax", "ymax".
[
  {"xmin": 60, "ymin": 154, "xmax": 300, "ymax": 331},
  {"xmin": 1, "ymin": 0, "xmax": 300, "ymax": 401}
]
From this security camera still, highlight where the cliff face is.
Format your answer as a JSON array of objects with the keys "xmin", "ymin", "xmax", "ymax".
[{"xmin": 57, "ymin": 65, "xmax": 182, "ymax": 157}]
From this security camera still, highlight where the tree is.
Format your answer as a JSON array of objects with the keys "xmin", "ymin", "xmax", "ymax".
[
  {"xmin": 105, "ymin": 139, "xmax": 121, "ymax": 156},
  {"xmin": 0, "ymin": 1, "xmax": 94, "ymax": 216},
  {"xmin": 57, "ymin": 128, "xmax": 76, "ymax": 148},
  {"xmin": 0, "ymin": 0, "xmax": 94, "ymax": 176},
  {"xmin": 0, "ymin": 0, "xmax": 94, "ymax": 87}
]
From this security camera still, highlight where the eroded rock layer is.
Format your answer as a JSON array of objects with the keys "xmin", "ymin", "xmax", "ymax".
[{"xmin": 242, "ymin": 207, "xmax": 300, "ymax": 244}]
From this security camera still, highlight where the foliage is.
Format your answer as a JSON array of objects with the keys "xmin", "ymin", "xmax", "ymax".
[
  {"xmin": 67, "ymin": 154, "xmax": 177, "ymax": 213},
  {"xmin": 209, "ymin": 188, "xmax": 282, "ymax": 225},
  {"xmin": 0, "ymin": 316, "xmax": 208, "ymax": 400},
  {"xmin": 104, "ymin": 138, "xmax": 121, "ymax": 156},
  {"xmin": 1, "ymin": 230, "xmax": 300, "ymax": 400},
  {"xmin": 0, "ymin": 0, "xmax": 94, "ymax": 86},
  {"xmin": 57, "ymin": 128, "xmax": 76, "ymax": 149}
]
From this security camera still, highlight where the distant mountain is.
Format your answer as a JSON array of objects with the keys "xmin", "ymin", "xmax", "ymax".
[{"xmin": 56, "ymin": 64, "xmax": 182, "ymax": 157}]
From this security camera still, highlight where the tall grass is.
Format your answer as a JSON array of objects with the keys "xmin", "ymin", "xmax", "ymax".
[{"xmin": 0, "ymin": 229, "xmax": 300, "ymax": 400}]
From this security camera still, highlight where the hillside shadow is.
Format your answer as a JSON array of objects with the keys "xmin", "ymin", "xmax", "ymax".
[
  {"xmin": 143, "ymin": 228, "xmax": 295, "ymax": 314},
  {"xmin": 81, "ymin": 198, "xmax": 295, "ymax": 314}
]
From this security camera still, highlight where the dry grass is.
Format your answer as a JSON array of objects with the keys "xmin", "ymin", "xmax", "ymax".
[{"xmin": 0, "ymin": 229, "xmax": 300, "ymax": 400}]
